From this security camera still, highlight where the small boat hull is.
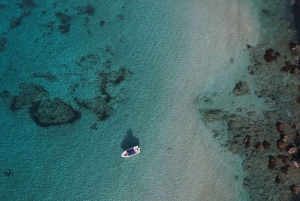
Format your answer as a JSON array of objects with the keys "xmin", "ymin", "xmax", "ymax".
[{"xmin": 121, "ymin": 146, "xmax": 140, "ymax": 158}]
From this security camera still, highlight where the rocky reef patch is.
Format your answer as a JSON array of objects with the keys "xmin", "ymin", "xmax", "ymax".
[
  {"xmin": 200, "ymin": 39, "xmax": 300, "ymax": 200},
  {"xmin": 198, "ymin": 2, "xmax": 300, "ymax": 198},
  {"xmin": 29, "ymin": 98, "xmax": 80, "ymax": 127},
  {"xmin": 10, "ymin": 83, "xmax": 49, "ymax": 111},
  {"xmin": 74, "ymin": 97, "xmax": 113, "ymax": 121}
]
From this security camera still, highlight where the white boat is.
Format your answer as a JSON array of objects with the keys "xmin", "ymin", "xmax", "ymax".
[{"xmin": 121, "ymin": 146, "xmax": 140, "ymax": 158}]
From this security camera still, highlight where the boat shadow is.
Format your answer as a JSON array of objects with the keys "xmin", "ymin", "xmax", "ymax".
[{"xmin": 121, "ymin": 129, "xmax": 140, "ymax": 150}]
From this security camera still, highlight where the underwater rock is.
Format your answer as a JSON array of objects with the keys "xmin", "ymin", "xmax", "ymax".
[
  {"xmin": 18, "ymin": 0, "xmax": 36, "ymax": 9},
  {"xmin": 264, "ymin": 48, "xmax": 276, "ymax": 62},
  {"xmin": 0, "ymin": 90, "xmax": 11, "ymax": 98},
  {"xmin": 276, "ymin": 122, "xmax": 284, "ymax": 132},
  {"xmin": 263, "ymin": 141, "xmax": 270, "ymax": 150},
  {"xmin": 269, "ymin": 156, "xmax": 276, "ymax": 170},
  {"xmin": 99, "ymin": 66, "xmax": 132, "ymax": 86},
  {"xmin": 282, "ymin": 134, "xmax": 289, "ymax": 142},
  {"xmin": 281, "ymin": 66, "xmax": 291, "ymax": 72},
  {"xmin": 202, "ymin": 109, "xmax": 227, "ymax": 123},
  {"xmin": 76, "ymin": 4, "xmax": 95, "ymax": 16},
  {"xmin": 264, "ymin": 111, "xmax": 279, "ymax": 122},
  {"xmin": 246, "ymin": 44, "xmax": 252, "ymax": 51},
  {"xmin": 290, "ymin": 66, "xmax": 299, "ymax": 74},
  {"xmin": 100, "ymin": 20, "xmax": 105, "ymax": 27},
  {"xmin": 76, "ymin": 53, "xmax": 101, "ymax": 67},
  {"xmin": 277, "ymin": 140, "xmax": 286, "ymax": 151},
  {"xmin": 244, "ymin": 137, "xmax": 250, "ymax": 147},
  {"xmin": 243, "ymin": 177, "xmax": 251, "ymax": 190},
  {"xmin": 288, "ymin": 146, "xmax": 298, "ymax": 155},
  {"xmin": 55, "ymin": 12, "xmax": 72, "ymax": 24},
  {"xmin": 275, "ymin": 176, "xmax": 281, "ymax": 184},
  {"xmin": 281, "ymin": 165, "xmax": 289, "ymax": 174},
  {"xmin": 55, "ymin": 12, "xmax": 72, "ymax": 34},
  {"xmin": 280, "ymin": 156, "xmax": 290, "ymax": 163},
  {"xmin": 233, "ymin": 81, "xmax": 250, "ymax": 96},
  {"xmin": 291, "ymin": 185, "xmax": 299, "ymax": 194},
  {"xmin": 292, "ymin": 157, "xmax": 300, "ymax": 167},
  {"xmin": 29, "ymin": 98, "xmax": 81, "ymax": 127},
  {"xmin": 255, "ymin": 142, "xmax": 261, "ymax": 149},
  {"xmin": 2, "ymin": 169, "xmax": 13, "ymax": 177},
  {"xmin": 10, "ymin": 83, "xmax": 49, "ymax": 111},
  {"xmin": 58, "ymin": 24, "xmax": 70, "ymax": 34},
  {"xmin": 74, "ymin": 96, "xmax": 114, "ymax": 121},
  {"xmin": 0, "ymin": 35, "xmax": 7, "ymax": 52}
]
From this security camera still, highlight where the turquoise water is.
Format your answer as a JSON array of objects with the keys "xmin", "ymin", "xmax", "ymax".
[{"xmin": 0, "ymin": 0, "xmax": 288, "ymax": 200}]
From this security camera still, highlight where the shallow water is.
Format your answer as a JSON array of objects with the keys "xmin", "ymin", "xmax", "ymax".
[{"xmin": 0, "ymin": 0, "xmax": 293, "ymax": 200}]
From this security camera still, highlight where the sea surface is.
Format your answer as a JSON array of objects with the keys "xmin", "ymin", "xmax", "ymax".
[{"xmin": 0, "ymin": 0, "xmax": 293, "ymax": 200}]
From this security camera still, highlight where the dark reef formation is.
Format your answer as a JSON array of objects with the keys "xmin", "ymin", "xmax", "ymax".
[
  {"xmin": 233, "ymin": 81, "xmax": 250, "ymax": 96},
  {"xmin": 18, "ymin": 0, "xmax": 36, "ymax": 9},
  {"xmin": 10, "ymin": 83, "xmax": 49, "ymax": 111},
  {"xmin": 8, "ymin": 83, "xmax": 81, "ymax": 127},
  {"xmin": 75, "ymin": 4, "xmax": 95, "ymax": 16},
  {"xmin": 29, "ymin": 98, "xmax": 81, "ymax": 127},
  {"xmin": 200, "ymin": 40, "xmax": 300, "ymax": 200},
  {"xmin": 0, "ymin": 35, "xmax": 7, "ymax": 52},
  {"xmin": 74, "ymin": 97, "xmax": 113, "ymax": 121},
  {"xmin": 293, "ymin": 0, "xmax": 300, "ymax": 40},
  {"xmin": 9, "ymin": 11, "xmax": 31, "ymax": 30},
  {"xmin": 0, "ymin": 1, "xmax": 132, "ymax": 130},
  {"xmin": 55, "ymin": 11, "xmax": 72, "ymax": 34}
]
